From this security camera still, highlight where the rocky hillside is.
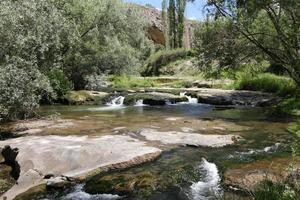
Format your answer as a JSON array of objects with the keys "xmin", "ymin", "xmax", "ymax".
[{"xmin": 130, "ymin": 4, "xmax": 199, "ymax": 49}]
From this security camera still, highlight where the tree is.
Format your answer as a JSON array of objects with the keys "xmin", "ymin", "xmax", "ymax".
[
  {"xmin": 168, "ymin": 0, "xmax": 177, "ymax": 49},
  {"xmin": 176, "ymin": 0, "xmax": 187, "ymax": 48},
  {"xmin": 193, "ymin": 0, "xmax": 300, "ymax": 86},
  {"xmin": 162, "ymin": 0, "xmax": 170, "ymax": 49},
  {"xmin": 62, "ymin": 0, "xmax": 154, "ymax": 89}
]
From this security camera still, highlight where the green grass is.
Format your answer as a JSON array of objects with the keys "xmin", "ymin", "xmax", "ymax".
[
  {"xmin": 109, "ymin": 75, "xmax": 159, "ymax": 89},
  {"xmin": 234, "ymin": 73, "xmax": 298, "ymax": 97},
  {"xmin": 251, "ymin": 181, "xmax": 300, "ymax": 200}
]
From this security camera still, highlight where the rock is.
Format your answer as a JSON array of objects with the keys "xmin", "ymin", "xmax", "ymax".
[
  {"xmin": 0, "ymin": 135, "xmax": 161, "ymax": 200},
  {"xmin": 224, "ymin": 157, "xmax": 300, "ymax": 191},
  {"xmin": 196, "ymin": 88, "xmax": 281, "ymax": 106},
  {"xmin": 2, "ymin": 169, "xmax": 44, "ymax": 200},
  {"xmin": 124, "ymin": 92, "xmax": 187, "ymax": 106},
  {"xmin": 43, "ymin": 173, "xmax": 55, "ymax": 179},
  {"xmin": 0, "ymin": 164, "xmax": 15, "ymax": 196},
  {"xmin": 1, "ymin": 146, "xmax": 20, "ymax": 181},
  {"xmin": 46, "ymin": 176, "xmax": 71, "ymax": 189},
  {"xmin": 139, "ymin": 129, "xmax": 238, "ymax": 147},
  {"xmin": 63, "ymin": 90, "xmax": 110, "ymax": 105},
  {"xmin": 136, "ymin": 5, "xmax": 198, "ymax": 49}
]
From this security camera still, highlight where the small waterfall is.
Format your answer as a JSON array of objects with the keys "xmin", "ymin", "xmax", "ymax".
[
  {"xmin": 63, "ymin": 184, "xmax": 121, "ymax": 200},
  {"xmin": 107, "ymin": 96, "xmax": 125, "ymax": 107},
  {"xmin": 180, "ymin": 92, "xmax": 198, "ymax": 104},
  {"xmin": 190, "ymin": 158, "xmax": 222, "ymax": 200},
  {"xmin": 135, "ymin": 99, "xmax": 145, "ymax": 107}
]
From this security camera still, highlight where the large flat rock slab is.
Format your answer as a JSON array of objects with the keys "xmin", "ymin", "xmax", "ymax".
[
  {"xmin": 140, "ymin": 129, "xmax": 238, "ymax": 147},
  {"xmin": 0, "ymin": 135, "xmax": 161, "ymax": 200},
  {"xmin": 143, "ymin": 88, "xmax": 280, "ymax": 106}
]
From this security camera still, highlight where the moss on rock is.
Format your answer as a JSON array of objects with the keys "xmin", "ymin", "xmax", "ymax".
[{"xmin": 63, "ymin": 90, "xmax": 110, "ymax": 105}]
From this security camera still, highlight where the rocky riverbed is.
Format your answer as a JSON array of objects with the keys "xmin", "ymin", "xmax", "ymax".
[{"xmin": 0, "ymin": 89, "xmax": 297, "ymax": 200}]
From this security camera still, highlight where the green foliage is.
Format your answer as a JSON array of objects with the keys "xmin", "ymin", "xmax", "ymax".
[
  {"xmin": 62, "ymin": 0, "xmax": 154, "ymax": 89},
  {"xmin": 0, "ymin": 58, "xmax": 53, "ymax": 122},
  {"xmin": 142, "ymin": 49, "xmax": 193, "ymax": 76},
  {"xmin": 234, "ymin": 73, "xmax": 297, "ymax": 97},
  {"xmin": 198, "ymin": 0, "xmax": 300, "ymax": 87},
  {"xmin": 251, "ymin": 181, "xmax": 300, "ymax": 200},
  {"xmin": 167, "ymin": 0, "xmax": 187, "ymax": 48},
  {"xmin": 110, "ymin": 76, "xmax": 157, "ymax": 89},
  {"xmin": 47, "ymin": 68, "xmax": 73, "ymax": 98}
]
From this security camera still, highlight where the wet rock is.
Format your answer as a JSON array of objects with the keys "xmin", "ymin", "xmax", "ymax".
[
  {"xmin": 1, "ymin": 146, "xmax": 20, "ymax": 180},
  {"xmin": 196, "ymin": 89, "xmax": 281, "ymax": 106},
  {"xmin": 46, "ymin": 176, "xmax": 72, "ymax": 190},
  {"xmin": 64, "ymin": 90, "xmax": 110, "ymax": 105},
  {"xmin": 0, "ymin": 135, "xmax": 161, "ymax": 200},
  {"xmin": 0, "ymin": 164, "xmax": 15, "ymax": 196},
  {"xmin": 224, "ymin": 157, "xmax": 300, "ymax": 191},
  {"xmin": 123, "ymin": 92, "xmax": 187, "ymax": 106},
  {"xmin": 139, "ymin": 129, "xmax": 238, "ymax": 147}
]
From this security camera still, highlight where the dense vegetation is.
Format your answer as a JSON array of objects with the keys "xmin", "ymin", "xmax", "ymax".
[{"xmin": 0, "ymin": 0, "xmax": 155, "ymax": 122}]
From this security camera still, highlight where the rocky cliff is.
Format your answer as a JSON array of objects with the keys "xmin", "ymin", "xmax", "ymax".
[{"xmin": 132, "ymin": 5, "xmax": 199, "ymax": 49}]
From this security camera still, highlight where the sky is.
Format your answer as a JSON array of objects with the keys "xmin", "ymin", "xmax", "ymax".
[{"xmin": 124, "ymin": 0, "xmax": 207, "ymax": 21}]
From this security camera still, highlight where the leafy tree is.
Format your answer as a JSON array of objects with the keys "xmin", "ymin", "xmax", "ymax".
[
  {"xmin": 176, "ymin": 0, "xmax": 187, "ymax": 48},
  {"xmin": 192, "ymin": 0, "xmax": 300, "ymax": 86},
  {"xmin": 168, "ymin": 0, "xmax": 177, "ymax": 48},
  {"xmin": 62, "ymin": 0, "xmax": 154, "ymax": 89},
  {"xmin": 162, "ymin": 0, "xmax": 170, "ymax": 49}
]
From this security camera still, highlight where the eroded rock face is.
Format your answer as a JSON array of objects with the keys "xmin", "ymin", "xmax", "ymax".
[
  {"xmin": 137, "ymin": 5, "xmax": 198, "ymax": 49},
  {"xmin": 139, "ymin": 129, "xmax": 238, "ymax": 147}
]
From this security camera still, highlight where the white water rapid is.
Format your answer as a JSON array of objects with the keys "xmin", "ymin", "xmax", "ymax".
[
  {"xmin": 62, "ymin": 185, "xmax": 121, "ymax": 200},
  {"xmin": 180, "ymin": 92, "xmax": 198, "ymax": 104},
  {"xmin": 190, "ymin": 158, "xmax": 222, "ymax": 200},
  {"xmin": 106, "ymin": 96, "xmax": 125, "ymax": 107},
  {"xmin": 134, "ymin": 99, "xmax": 146, "ymax": 107}
]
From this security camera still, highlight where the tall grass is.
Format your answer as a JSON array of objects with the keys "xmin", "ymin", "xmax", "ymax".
[
  {"xmin": 109, "ymin": 75, "xmax": 158, "ymax": 89},
  {"xmin": 141, "ymin": 49, "xmax": 194, "ymax": 76},
  {"xmin": 234, "ymin": 73, "xmax": 298, "ymax": 97}
]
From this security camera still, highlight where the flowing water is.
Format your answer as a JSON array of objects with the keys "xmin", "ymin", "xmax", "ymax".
[{"xmin": 34, "ymin": 99, "xmax": 295, "ymax": 200}]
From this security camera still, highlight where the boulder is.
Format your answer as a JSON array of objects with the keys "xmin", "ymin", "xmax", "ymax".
[
  {"xmin": 46, "ymin": 176, "xmax": 72, "ymax": 190},
  {"xmin": 63, "ymin": 90, "xmax": 110, "ymax": 105}
]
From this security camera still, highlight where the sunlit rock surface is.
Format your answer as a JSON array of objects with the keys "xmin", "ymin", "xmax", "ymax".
[
  {"xmin": 140, "ymin": 129, "xmax": 238, "ymax": 147},
  {"xmin": 0, "ymin": 135, "xmax": 161, "ymax": 200}
]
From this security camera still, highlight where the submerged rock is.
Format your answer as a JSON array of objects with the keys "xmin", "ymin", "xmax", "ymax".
[
  {"xmin": 139, "ymin": 129, "xmax": 238, "ymax": 147},
  {"xmin": 224, "ymin": 157, "xmax": 300, "ymax": 191}
]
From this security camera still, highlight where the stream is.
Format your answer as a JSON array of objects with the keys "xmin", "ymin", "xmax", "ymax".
[{"xmin": 14, "ymin": 97, "xmax": 295, "ymax": 200}]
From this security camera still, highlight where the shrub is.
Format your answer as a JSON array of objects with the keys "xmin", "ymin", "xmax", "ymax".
[
  {"xmin": 84, "ymin": 74, "xmax": 110, "ymax": 91},
  {"xmin": 0, "ymin": 58, "xmax": 53, "ymax": 122},
  {"xmin": 110, "ymin": 76, "xmax": 157, "ymax": 89},
  {"xmin": 47, "ymin": 68, "xmax": 73, "ymax": 99},
  {"xmin": 141, "ymin": 49, "xmax": 193, "ymax": 76},
  {"xmin": 234, "ymin": 73, "xmax": 298, "ymax": 97}
]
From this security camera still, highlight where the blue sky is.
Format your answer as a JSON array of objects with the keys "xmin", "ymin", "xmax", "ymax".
[{"xmin": 124, "ymin": 0, "xmax": 207, "ymax": 20}]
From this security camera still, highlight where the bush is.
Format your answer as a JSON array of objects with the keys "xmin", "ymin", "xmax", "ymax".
[
  {"xmin": 141, "ymin": 49, "xmax": 193, "ymax": 76},
  {"xmin": 84, "ymin": 74, "xmax": 110, "ymax": 91},
  {"xmin": 47, "ymin": 68, "xmax": 73, "ymax": 99},
  {"xmin": 234, "ymin": 73, "xmax": 298, "ymax": 97},
  {"xmin": 0, "ymin": 58, "xmax": 53, "ymax": 122}
]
